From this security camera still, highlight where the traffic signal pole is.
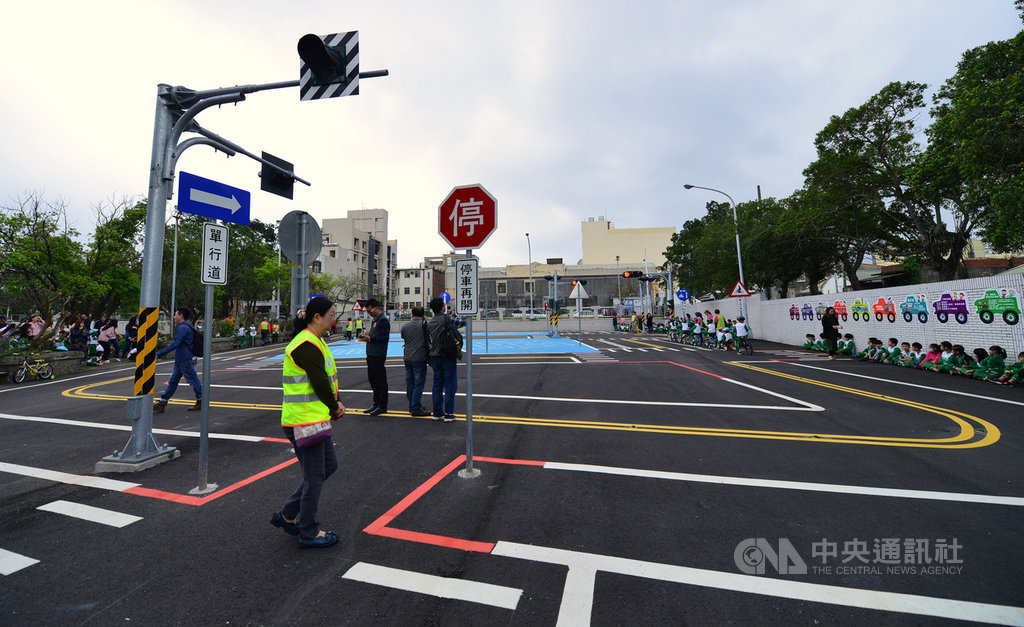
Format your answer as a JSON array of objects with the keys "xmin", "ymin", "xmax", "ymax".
[{"xmin": 98, "ymin": 69, "xmax": 388, "ymax": 473}]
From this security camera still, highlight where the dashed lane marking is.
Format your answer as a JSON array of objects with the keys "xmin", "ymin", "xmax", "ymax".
[
  {"xmin": 38, "ymin": 500, "xmax": 142, "ymax": 528},
  {"xmin": 342, "ymin": 562, "xmax": 522, "ymax": 610},
  {"xmin": 0, "ymin": 549, "xmax": 39, "ymax": 576}
]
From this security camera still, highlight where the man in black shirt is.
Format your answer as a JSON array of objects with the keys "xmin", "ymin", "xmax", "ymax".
[{"xmin": 358, "ymin": 298, "xmax": 391, "ymax": 416}]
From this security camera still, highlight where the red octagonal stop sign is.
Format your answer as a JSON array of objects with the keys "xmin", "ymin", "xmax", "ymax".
[{"xmin": 438, "ymin": 184, "xmax": 497, "ymax": 250}]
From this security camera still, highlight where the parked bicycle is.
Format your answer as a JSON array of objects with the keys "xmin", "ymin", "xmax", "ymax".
[
  {"xmin": 13, "ymin": 357, "xmax": 54, "ymax": 384},
  {"xmin": 734, "ymin": 335, "xmax": 754, "ymax": 356}
]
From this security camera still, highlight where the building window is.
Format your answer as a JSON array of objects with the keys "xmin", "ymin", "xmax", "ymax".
[
  {"xmin": 496, "ymin": 281, "xmax": 507, "ymax": 295},
  {"xmin": 404, "ymin": 287, "xmax": 410, "ymax": 295},
  {"xmin": 329, "ymin": 250, "xmax": 336, "ymax": 258},
  {"xmin": 524, "ymin": 280, "xmax": 534, "ymax": 294},
  {"xmin": 414, "ymin": 287, "xmax": 421, "ymax": 294}
]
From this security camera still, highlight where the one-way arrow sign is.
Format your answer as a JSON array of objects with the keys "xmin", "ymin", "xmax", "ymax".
[{"xmin": 178, "ymin": 171, "xmax": 251, "ymax": 225}]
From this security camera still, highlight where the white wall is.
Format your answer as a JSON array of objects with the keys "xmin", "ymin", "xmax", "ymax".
[{"xmin": 689, "ymin": 275, "xmax": 1024, "ymax": 354}]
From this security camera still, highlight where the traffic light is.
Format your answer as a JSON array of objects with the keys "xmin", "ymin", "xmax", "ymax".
[
  {"xmin": 260, "ymin": 152, "xmax": 294, "ymax": 199},
  {"xmin": 298, "ymin": 33, "xmax": 358, "ymax": 86},
  {"xmin": 571, "ymin": 280, "xmax": 588, "ymax": 285},
  {"xmin": 622, "ymin": 271, "xmax": 644, "ymax": 278}
]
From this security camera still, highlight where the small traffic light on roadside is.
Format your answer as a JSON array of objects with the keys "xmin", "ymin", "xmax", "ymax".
[
  {"xmin": 622, "ymin": 271, "xmax": 643, "ymax": 278},
  {"xmin": 571, "ymin": 280, "xmax": 588, "ymax": 285},
  {"xmin": 260, "ymin": 152, "xmax": 294, "ymax": 199}
]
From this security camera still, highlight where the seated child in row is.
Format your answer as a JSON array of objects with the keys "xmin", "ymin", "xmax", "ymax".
[
  {"xmin": 995, "ymin": 352, "xmax": 1024, "ymax": 386},
  {"xmin": 917, "ymin": 342, "xmax": 951, "ymax": 371},
  {"xmin": 856, "ymin": 338, "xmax": 881, "ymax": 360},
  {"xmin": 837, "ymin": 333, "xmax": 855, "ymax": 356},
  {"xmin": 963, "ymin": 346, "xmax": 1007, "ymax": 380}
]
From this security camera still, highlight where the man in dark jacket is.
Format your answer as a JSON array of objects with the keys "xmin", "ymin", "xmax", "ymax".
[
  {"xmin": 154, "ymin": 307, "xmax": 201, "ymax": 413},
  {"xmin": 427, "ymin": 297, "xmax": 464, "ymax": 422},
  {"xmin": 359, "ymin": 298, "xmax": 390, "ymax": 416},
  {"xmin": 401, "ymin": 306, "xmax": 431, "ymax": 416}
]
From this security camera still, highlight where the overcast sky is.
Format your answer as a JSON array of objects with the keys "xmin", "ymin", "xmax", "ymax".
[{"xmin": 1, "ymin": 1, "xmax": 1019, "ymax": 269}]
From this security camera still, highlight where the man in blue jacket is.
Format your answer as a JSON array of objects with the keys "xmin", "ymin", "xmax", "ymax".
[
  {"xmin": 154, "ymin": 307, "xmax": 202, "ymax": 413},
  {"xmin": 358, "ymin": 298, "xmax": 390, "ymax": 416}
]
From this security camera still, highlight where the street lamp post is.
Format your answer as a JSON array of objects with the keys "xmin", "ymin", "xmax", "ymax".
[
  {"xmin": 526, "ymin": 233, "xmax": 534, "ymax": 320},
  {"xmin": 616, "ymin": 255, "xmax": 620, "ymax": 306},
  {"xmin": 683, "ymin": 183, "xmax": 747, "ymax": 319}
]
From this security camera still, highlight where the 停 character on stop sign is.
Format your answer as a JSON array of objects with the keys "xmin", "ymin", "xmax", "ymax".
[{"xmin": 438, "ymin": 184, "xmax": 497, "ymax": 250}]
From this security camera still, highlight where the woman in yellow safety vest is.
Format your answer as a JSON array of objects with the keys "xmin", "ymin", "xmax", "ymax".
[{"xmin": 270, "ymin": 297, "xmax": 345, "ymax": 548}]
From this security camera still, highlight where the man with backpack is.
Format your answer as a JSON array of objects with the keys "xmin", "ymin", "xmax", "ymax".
[
  {"xmin": 427, "ymin": 297, "xmax": 464, "ymax": 422},
  {"xmin": 401, "ymin": 306, "xmax": 432, "ymax": 417},
  {"xmin": 154, "ymin": 307, "xmax": 202, "ymax": 413}
]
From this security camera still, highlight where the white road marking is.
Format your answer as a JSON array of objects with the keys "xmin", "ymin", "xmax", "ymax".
[
  {"xmin": 0, "ymin": 462, "xmax": 139, "ymax": 492},
  {"xmin": 598, "ymin": 339, "xmax": 633, "ymax": 350},
  {"xmin": 542, "ymin": 462, "xmax": 1024, "ymax": 507},
  {"xmin": 557, "ymin": 566, "xmax": 596, "ymax": 627},
  {"xmin": 38, "ymin": 500, "xmax": 142, "ymax": 528},
  {"xmin": 0, "ymin": 549, "xmax": 39, "ymax": 576},
  {"xmin": 0, "ymin": 413, "xmax": 264, "ymax": 442},
  {"xmin": 492, "ymin": 542, "xmax": 1024, "ymax": 626},
  {"xmin": 342, "ymin": 562, "xmax": 522, "ymax": 610},
  {"xmin": 788, "ymin": 362, "xmax": 1024, "ymax": 408}
]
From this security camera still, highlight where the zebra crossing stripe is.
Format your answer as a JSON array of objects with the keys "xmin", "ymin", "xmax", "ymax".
[
  {"xmin": 299, "ymin": 31, "xmax": 359, "ymax": 101},
  {"xmin": 133, "ymin": 306, "xmax": 159, "ymax": 396}
]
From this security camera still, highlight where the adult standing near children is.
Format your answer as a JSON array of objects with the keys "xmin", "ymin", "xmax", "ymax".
[
  {"xmin": 154, "ymin": 308, "xmax": 202, "ymax": 413},
  {"xmin": 428, "ymin": 297, "xmax": 463, "ymax": 422},
  {"xmin": 358, "ymin": 298, "xmax": 390, "ymax": 416},
  {"xmin": 401, "ymin": 306, "xmax": 432, "ymax": 417},
  {"xmin": 822, "ymin": 306, "xmax": 842, "ymax": 360},
  {"xmin": 271, "ymin": 296, "xmax": 344, "ymax": 548}
]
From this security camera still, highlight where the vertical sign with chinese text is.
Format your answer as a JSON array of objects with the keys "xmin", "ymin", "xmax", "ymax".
[
  {"xmin": 201, "ymin": 223, "xmax": 229, "ymax": 286},
  {"xmin": 455, "ymin": 258, "xmax": 479, "ymax": 315}
]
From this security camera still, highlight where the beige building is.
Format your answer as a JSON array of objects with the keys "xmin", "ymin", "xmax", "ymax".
[
  {"xmin": 581, "ymin": 217, "xmax": 676, "ymax": 266},
  {"xmin": 395, "ymin": 264, "xmax": 437, "ymax": 312},
  {"xmin": 318, "ymin": 209, "xmax": 397, "ymax": 307}
]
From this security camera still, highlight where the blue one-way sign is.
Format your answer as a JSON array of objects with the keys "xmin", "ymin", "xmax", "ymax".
[{"xmin": 178, "ymin": 171, "xmax": 251, "ymax": 225}]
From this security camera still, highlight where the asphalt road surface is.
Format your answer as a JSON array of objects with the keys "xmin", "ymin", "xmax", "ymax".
[{"xmin": 1, "ymin": 330, "xmax": 1022, "ymax": 625}]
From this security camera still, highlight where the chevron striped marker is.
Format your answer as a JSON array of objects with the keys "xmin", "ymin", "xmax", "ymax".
[{"xmin": 134, "ymin": 307, "xmax": 159, "ymax": 395}]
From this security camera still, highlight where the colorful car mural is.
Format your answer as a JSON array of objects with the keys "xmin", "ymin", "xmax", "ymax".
[
  {"xmin": 932, "ymin": 292, "xmax": 969, "ymax": 324},
  {"xmin": 833, "ymin": 300, "xmax": 848, "ymax": 321},
  {"xmin": 974, "ymin": 289, "xmax": 1021, "ymax": 325},
  {"xmin": 872, "ymin": 297, "xmax": 896, "ymax": 323},
  {"xmin": 801, "ymin": 303, "xmax": 814, "ymax": 320},
  {"xmin": 815, "ymin": 302, "xmax": 827, "ymax": 320},
  {"xmin": 900, "ymin": 295, "xmax": 928, "ymax": 323},
  {"xmin": 790, "ymin": 304, "xmax": 800, "ymax": 320},
  {"xmin": 851, "ymin": 298, "xmax": 870, "ymax": 322}
]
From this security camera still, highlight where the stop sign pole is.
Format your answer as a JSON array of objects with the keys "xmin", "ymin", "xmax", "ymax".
[{"xmin": 438, "ymin": 184, "xmax": 497, "ymax": 479}]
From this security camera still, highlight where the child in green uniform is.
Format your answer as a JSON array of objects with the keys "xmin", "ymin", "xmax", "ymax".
[
  {"xmin": 958, "ymin": 348, "xmax": 988, "ymax": 376},
  {"xmin": 936, "ymin": 345, "xmax": 968, "ymax": 375},
  {"xmin": 996, "ymin": 351, "xmax": 1024, "ymax": 385},
  {"xmin": 899, "ymin": 342, "xmax": 923, "ymax": 367},
  {"xmin": 803, "ymin": 334, "xmax": 816, "ymax": 350},
  {"xmin": 881, "ymin": 338, "xmax": 902, "ymax": 365},
  {"xmin": 968, "ymin": 346, "xmax": 1006, "ymax": 380},
  {"xmin": 837, "ymin": 333, "xmax": 855, "ymax": 356}
]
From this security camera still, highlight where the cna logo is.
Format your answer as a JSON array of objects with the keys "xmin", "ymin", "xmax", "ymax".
[{"xmin": 734, "ymin": 538, "xmax": 808, "ymax": 575}]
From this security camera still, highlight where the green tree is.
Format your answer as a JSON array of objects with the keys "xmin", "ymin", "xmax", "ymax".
[
  {"xmin": 926, "ymin": 28, "xmax": 1024, "ymax": 251},
  {"xmin": 310, "ymin": 270, "xmax": 366, "ymax": 313}
]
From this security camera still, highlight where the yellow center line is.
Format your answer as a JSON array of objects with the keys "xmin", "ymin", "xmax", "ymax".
[{"xmin": 61, "ymin": 364, "xmax": 999, "ymax": 449}]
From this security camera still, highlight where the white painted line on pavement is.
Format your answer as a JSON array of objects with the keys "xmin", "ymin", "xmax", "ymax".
[
  {"xmin": 0, "ymin": 548, "xmax": 39, "ymax": 576},
  {"xmin": 543, "ymin": 461, "xmax": 1024, "ymax": 507},
  {"xmin": 598, "ymin": 339, "xmax": 633, "ymax": 350},
  {"xmin": 0, "ymin": 413, "xmax": 264, "ymax": 442},
  {"xmin": 557, "ymin": 566, "xmax": 596, "ymax": 627},
  {"xmin": 0, "ymin": 462, "xmax": 139, "ymax": 492},
  {"xmin": 788, "ymin": 362, "xmax": 1024, "ymax": 408},
  {"xmin": 342, "ymin": 562, "xmax": 522, "ymax": 610},
  {"xmin": 38, "ymin": 500, "xmax": 142, "ymax": 528},
  {"xmin": 492, "ymin": 541, "xmax": 1024, "ymax": 626}
]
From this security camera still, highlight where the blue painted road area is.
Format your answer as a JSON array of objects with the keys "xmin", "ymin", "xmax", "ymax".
[{"xmin": 266, "ymin": 332, "xmax": 598, "ymax": 360}]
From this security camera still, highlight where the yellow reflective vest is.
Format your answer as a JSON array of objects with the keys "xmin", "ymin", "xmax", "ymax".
[{"xmin": 281, "ymin": 329, "xmax": 338, "ymax": 427}]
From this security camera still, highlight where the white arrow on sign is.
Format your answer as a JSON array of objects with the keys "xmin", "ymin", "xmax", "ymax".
[{"xmin": 190, "ymin": 188, "xmax": 242, "ymax": 214}]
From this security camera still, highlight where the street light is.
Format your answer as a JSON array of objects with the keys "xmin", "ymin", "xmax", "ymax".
[
  {"xmin": 683, "ymin": 183, "xmax": 747, "ymax": 319},
  {"xmin": 615, "ymin": 255, "xmax": 621, "ymax": 305},
  {"xmin": 526, "ymin": 233, "xmax": 534, "ymax": 320}
]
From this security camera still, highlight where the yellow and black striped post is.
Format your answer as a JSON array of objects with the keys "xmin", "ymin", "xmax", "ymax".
[
  {"xmin": 551, "ymin": 312, "xmax": 559, "ymax": 327},
  {"xmin": 134, "ymin": 306, "xmax": 159, "ymax": 396}
]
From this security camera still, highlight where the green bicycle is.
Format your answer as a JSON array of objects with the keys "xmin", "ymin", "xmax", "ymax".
[{"xmin": 14, "ymin": 357, "xmax": 54, "ymax": 384}]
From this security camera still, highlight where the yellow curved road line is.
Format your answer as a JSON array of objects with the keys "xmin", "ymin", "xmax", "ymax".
[{"xmin": 63, "ymin": 364, "xmax": 999, "ymax": 449}]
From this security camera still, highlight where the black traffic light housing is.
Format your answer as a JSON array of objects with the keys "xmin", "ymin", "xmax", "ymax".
[
  {"xmin": 622, "ymin": 271, "xmax": 644, "ymax": 278},
  {"xmin": 260, "ymin": 152, "xmax": 294, "ymax": 199},
  {"xmin": 571, "ymin": 280, "xmax": 588, "ymax": 285},
  {"xmin": 298, "ymin": 33, "xmax": 354, "ymax": 86}
]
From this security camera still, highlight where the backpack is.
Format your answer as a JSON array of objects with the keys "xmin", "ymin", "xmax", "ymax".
[
  {"xmin": 440, "ymin": 320, "xmax": 463, "ymax": 360},
  {"xmin": 185, "ymin": 322, "xmax": 204, "ymax": 358}
]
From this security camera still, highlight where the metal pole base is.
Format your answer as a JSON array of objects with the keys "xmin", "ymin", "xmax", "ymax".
[
  {"xmin": 188, "ymin": 482, "xmax": 218, "ymax": 496},
  {"xmin": 95, "ymin": 395, "xmax": 179, "ymax": 473},
  {"xmin": 458, "ymin": 468, "xmax": 481, "ymax": 479}
]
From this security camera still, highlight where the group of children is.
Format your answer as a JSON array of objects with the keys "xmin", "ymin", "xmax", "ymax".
[
  {"xmin": 666, "ymin": 311, "xmax": 750, "ymax": 351},
  {"xmin": 803, "ymin": 333, "xmax": 1024, "ymax": 385}
]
